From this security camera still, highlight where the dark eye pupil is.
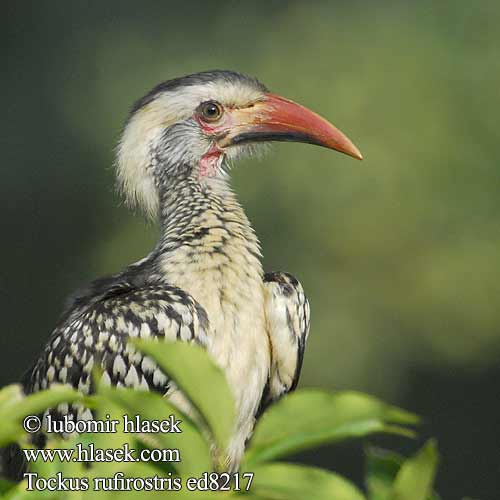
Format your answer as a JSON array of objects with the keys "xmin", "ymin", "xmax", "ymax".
[{"xmin": 206, "ymin": 105, "xmax": 217, "ymax": 116}]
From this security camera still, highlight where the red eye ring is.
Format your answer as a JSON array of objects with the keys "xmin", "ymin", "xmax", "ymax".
[{"xmin": 198, "ymin": 101, "xmax": 223, "ymax": 123}]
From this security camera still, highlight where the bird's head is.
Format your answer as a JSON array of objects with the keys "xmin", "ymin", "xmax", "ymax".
[{"xmin": 117, "ymin": 70, "xmax": 362, "ymax": 218}]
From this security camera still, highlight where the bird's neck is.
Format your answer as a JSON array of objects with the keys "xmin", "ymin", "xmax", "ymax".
[
  {"xmin": 157, "ymin": 174, "xmax": 258, "ymax": 252},
  {"xmin": 154, "ymin": 172, "xmax": 263, "ymax": 297}
]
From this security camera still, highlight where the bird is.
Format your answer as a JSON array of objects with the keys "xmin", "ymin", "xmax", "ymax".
[{"xmin": 9, "ymin": 70, "xmax": 362, "ymax": 475}]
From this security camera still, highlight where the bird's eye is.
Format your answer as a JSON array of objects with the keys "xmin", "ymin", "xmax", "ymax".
[{"xmin": 198, "ymin": 101, "xmax": 223, "ymax": 122}]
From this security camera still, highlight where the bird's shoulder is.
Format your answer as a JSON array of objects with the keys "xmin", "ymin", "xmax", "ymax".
[{"xmin": 59, "ymin": 258, "xmax": 209, "ymax": 331}]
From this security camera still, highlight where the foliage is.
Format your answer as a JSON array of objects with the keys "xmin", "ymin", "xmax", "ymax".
[{"xmin": 0, "ymin": 341, "xmax": 440, "ymax": 499}]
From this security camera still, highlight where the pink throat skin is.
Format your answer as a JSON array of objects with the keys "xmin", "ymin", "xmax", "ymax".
[{"xmin": 199, "ymin": 145, "xmax": 224, "ymax": 178}]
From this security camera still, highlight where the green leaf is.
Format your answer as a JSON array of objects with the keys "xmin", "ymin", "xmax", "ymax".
[
  {"xmin": 0, "ymin": 384, "xmax": 83, "ymax": 446},
  {"xmin": 133, "ymin": 340, "xmax": 236, "ymax": 454},
  {"xmin": 365, "ymin": 447, "xmax": 405, "ymax": 500},
  {"xmin": 391, "ymin": 440, "xmax": 439, "ymax": 500},
  {"xmin": 0, "ymin": 385, "xmax": 83, "ymax": 420},
  {"xmin": 247, "ymin": 462, "xmax": 366, "ymax": 500},
  {"xmin": 244, "ymin": 390, "xmax": 418, "ymax": 466},
  {"xmin": 94, "ymin": 386, "xmax": 212, "ymax": 476}
]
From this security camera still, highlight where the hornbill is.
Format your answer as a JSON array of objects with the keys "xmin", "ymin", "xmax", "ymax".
[{"xmin": 4, "ymin": 70, "xmax": 362, "ymax": 476}]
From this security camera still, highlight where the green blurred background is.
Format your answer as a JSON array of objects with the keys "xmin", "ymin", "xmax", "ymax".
[{"xmin": 2, "ymin": 1, "xmax": 499, "ymax": 497}]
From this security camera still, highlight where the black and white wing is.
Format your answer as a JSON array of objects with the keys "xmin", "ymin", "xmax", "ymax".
[
  {"xmin": 23, "ymin": 276, "xmax": 210, "ymax": 421},
  {"xmin": 261, "ymin": 271, "xmax": 310, "ymax": 408}
]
